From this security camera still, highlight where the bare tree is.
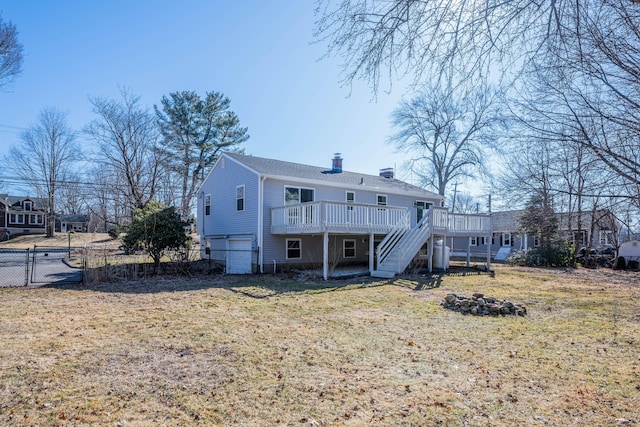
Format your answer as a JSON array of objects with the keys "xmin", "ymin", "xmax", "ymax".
[
  {"xmin": 6, "ymin": 108, "xmax": 79, "ymax": 237},
  {"xmin": 85, "ymin": 88, "xmax": 165, "ymax": 214},
  {"xmin": 389, "ymin": 83, "xmax": 503, "ymax": 196},
  {"xmin": 0, "ymin": 14, "xmax": 23, "ymax": 89},
  {"xmin": 314, "ymin": 0, "xmax": 574, "ymax": 93}
]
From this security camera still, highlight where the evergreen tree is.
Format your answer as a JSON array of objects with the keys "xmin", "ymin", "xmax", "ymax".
[
  {"xmin": 155, "ymin": 91, "xmax": 249, "ymax": 220},
  {"xmin": 518, "ymin": 194, "xmax": 557, "ymax": 249}
]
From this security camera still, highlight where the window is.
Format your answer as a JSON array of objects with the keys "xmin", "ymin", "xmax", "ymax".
[
  {"xmin": 23, "ymin": 201, "xmax": 32, "ymax": 211},
  {"xmin": 343, "ymin": 239, "xmax": 356, "ymax": 258},
  {"xmin": 470, "ymin": 237, "xmax": 477, "ymax": 247},
  {"xmin": 9, "ymin": 214, "xmax": 24, "ymax": 224},
  {"xmin": 377, "ymin": 194, "xmax": 388, "ymax": 206},
  {"xmin": 501, "ymin": 233, "xmax": 511, "ymax": 247},
  {"xmin": 599, "ymin": 230, "xmax": 614, "ymax": 246},
  {"xmin": 205, "ymin": 194, "xmax": 211, "ymax": 216},
  {"xmin": 346, "ymin": 191, "xmax": 355, "ymax": 203},
  {"xmin": 29, "ymin": 215, "xmax": 43, "ymax": 225},
  {"xmin": 285, "ymin": 187, "xmax": 314, "ymax": 205},
  {"xmin": 534, "ymin": 235, "xmax": 540, "ymax": 247},
  {"xmin": 236, "ymin": 185, "xmax": 245, "ymax": 211},
  {"xmin": 286, "ymin": 239, "xmax": 301, "ymax": 259},
  {"xmin": 572, "ymin": 231, "xmax": 587, "ymax": 246}
]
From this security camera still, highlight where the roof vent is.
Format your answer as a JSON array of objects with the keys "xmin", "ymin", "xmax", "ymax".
[
  {"xmin": 332, "ymin": 153, "xmax": 343, "ymax": 173},
  {"xmin": 379, "ymin": 168, "xmax": 394, "ymax": 179}
]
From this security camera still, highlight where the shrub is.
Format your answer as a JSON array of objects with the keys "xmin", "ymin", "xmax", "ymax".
[{"xmin": 505, "ymin": 240, "xmax": 576, "ymax": 267}]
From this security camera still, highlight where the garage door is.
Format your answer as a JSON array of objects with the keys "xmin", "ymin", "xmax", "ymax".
[{"xmin": 227, "ymin": 239, "xmax": 253, "ymax": 274}]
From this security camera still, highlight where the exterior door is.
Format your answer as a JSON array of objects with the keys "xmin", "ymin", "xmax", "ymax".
[{"xmin": 416, "ymin": 201, "xmax": 432, "ymax": 224}]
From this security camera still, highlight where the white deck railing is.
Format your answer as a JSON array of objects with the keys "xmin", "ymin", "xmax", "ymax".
[
  {"xmin": 271, "ymin": 202, "xmax": 491, "ymax": 236},
  {"xmin": 271, "ymin": 201, "xmax": 408, "ymax": 234},
  {"xmin": 447, "ymin": 212, "xmax": 491, "ymax": 235}
]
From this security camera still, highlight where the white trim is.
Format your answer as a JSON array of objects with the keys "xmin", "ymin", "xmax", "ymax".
[{"xmin": 376, "ymin": 194, "xmax": 388, "ymax": 206}]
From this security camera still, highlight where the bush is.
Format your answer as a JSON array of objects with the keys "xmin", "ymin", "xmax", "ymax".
[{"xmin": 505, "ymin": 240, "xmax": 576, "ymax": 267}]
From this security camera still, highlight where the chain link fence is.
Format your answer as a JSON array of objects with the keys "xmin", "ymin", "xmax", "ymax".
[
  {"xmin": 1, "ymin": 245, "xmax": 258, "ymax": 286},
  {"xmin": 0, "ymin": 246, "xmax": 83, "ymax": 286}
]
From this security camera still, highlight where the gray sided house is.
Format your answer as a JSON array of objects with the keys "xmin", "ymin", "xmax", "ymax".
[
  {"xmin": 0, "ymin": 194, "xmax": 48, "ymax": 240},
  {"xmin": 197, "ymin": 153, "xmax": 492, "ymax": 279},
  {"xmin": 449, "ymin": 209, "xmax": 619, "ymax": 260}
]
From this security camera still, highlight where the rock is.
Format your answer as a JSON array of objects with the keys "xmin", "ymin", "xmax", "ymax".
[{"xmin": 441, "ymin": 293, "xmax": 527, "ymax": 317}]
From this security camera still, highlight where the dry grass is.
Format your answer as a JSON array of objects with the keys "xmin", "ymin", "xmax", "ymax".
[
  {"xmin": 0, "ymin": 233, "xmax": 120, "ymax": 249},
  {"xmin": 0, "ymin": 266, "xmax": 638, "ymax": 426}
]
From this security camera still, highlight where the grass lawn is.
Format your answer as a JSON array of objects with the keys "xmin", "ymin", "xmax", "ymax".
[{"xmin": 0, "ymin": 266, "xmax": 638, "ymax": 426}]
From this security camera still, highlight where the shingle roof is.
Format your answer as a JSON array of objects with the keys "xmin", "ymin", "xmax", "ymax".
[
  {"xmin": 0, "ymin": 194, "xmax": 47, "ymax": 210},
  {"xmin": 225, "ymin": 152, "xmax": 442, "ymax": 199}
]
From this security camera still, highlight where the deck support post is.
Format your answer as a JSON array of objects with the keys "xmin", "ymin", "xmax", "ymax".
[
  {"xmin": 368, "ymin": 233, "xmax": 375, "ymax": 274},
  {"xmin": 466, "ymin": 237, "xmax": 471, "ymax": 267},
  {"xmin": 322, "ymin": 231, "xmax": 329, "ymax": 281},
  {"xmin": 486, "ymin": 235, "xmax": 491, "ymax": 272}
]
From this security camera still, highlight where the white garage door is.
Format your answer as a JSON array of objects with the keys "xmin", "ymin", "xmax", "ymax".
[{"xmin": 227, "ymin": 239, "xmax": 253, "ymax": 274}]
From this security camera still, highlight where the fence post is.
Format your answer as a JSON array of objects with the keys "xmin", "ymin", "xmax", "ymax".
[{"xmin": 24, "ymin": 248, "xmax": 30, "ymax": 286}]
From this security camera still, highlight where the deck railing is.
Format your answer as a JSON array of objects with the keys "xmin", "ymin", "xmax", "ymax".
[
  {"xmin": 447, "ymin": 212, "xmax": 491, "ymax": 235},
  {"xmin": 271, "ymin": 202, "xmax": 491, "ymax": 236},
  {"xmin": 271, "ymin": 201, "xmax": 408, "ymax": 234}
]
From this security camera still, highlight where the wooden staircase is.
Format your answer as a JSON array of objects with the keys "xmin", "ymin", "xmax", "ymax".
[{"xmin": 371, "ymin": 212, "xmax": 433, "ymax": 278}]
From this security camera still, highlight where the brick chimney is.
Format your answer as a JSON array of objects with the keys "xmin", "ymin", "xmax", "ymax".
[
  {"xmin": 379, "ymin": 168, "xmax": 394, "ymax": 179},
  {"xmin": 332, "ymin": 153, "xmax": 343, "ymax": 173}
]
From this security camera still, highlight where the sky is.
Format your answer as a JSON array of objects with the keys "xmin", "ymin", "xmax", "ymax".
[{"xmin": 0, "ymin": 1, "xmax": 482, "ymax": 202}]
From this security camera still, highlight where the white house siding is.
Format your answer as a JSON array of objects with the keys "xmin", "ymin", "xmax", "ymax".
[
  {"xmin": 260, "ymin": 177, "xmax": 440, "ymax": 271},
  {"xmin": 198, "ymin": 156, "xmax": 260, "ymax": 270}
]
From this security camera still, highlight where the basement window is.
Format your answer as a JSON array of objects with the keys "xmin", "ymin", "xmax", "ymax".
[
  {"xmin": 286, "ymin": 239, "xmax": 301, "ymax": 259},
  {"xmin": 343, "ymin": 239, "xmax": 356, "ymax": 258}
]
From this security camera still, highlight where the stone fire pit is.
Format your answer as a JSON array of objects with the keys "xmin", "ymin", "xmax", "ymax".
[{"xmin": 442, "ymin": 292, "xmax": 527, "ymax": 316}]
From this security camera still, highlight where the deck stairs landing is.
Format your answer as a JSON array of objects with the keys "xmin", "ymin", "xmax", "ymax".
[{"xmin": 371, "ymin": 213, "xmax": 432, "ymax": 278}]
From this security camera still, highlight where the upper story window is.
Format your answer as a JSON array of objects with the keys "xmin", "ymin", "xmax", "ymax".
[
  {"xmin": 205, "ymin": 194, "xmax": 211, "ymax": 216},
  {"xmin": 346, "ymin": 191, "xmax": 355, "ymax": 203},
  {"xmin": 377, "ymin": 194, "xmax": 387, "ymax": 206},
  {"xmin": 285, "ymin": 186, "xmax": 314, "ymax": 205},
  {"xmin": 236, "ymin": 185, "xmax": 245, "ymax": 211},
  {"xmin": 23, "ymin": 201, "xmax": 32, "ymax": 211}
]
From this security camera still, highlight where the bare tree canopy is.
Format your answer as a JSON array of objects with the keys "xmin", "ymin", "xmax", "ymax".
[
  {"xmin": 5, "ymin": 108, "xmax": 79, "ymax": 237},
  {"xmin": 0, "ymin": 14, "xmax": 23, "ymax": 89},
  {"xmin": 155, "ymin": 90, "xmax": 249, "ymax": 220},
  {"xmin": 389, "ymin": 83, "xmax": 503, "ymax": 196},
  {"xmin": 85, "ymin": 87, "xmax": 164, "ymax": 212},
  {"xmin": 314, "ymin": 0, "xmax": 570, "ymax": 92}
]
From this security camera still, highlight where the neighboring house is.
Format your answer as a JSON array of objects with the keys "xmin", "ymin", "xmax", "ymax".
[
  {"xmin": 0, "ymin": 194, "xmax": 48, "ymax": 239},
  {"xmin": 56, "ymin": 214, "xmax": 91, "ymax": 233},
  {"xmin": 196, "ymin": 153, "xmax": 491, "ymax": 279},
  {"xmin": 450, "ymin": 209, "xmax": 619, "ymax": 259}
]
